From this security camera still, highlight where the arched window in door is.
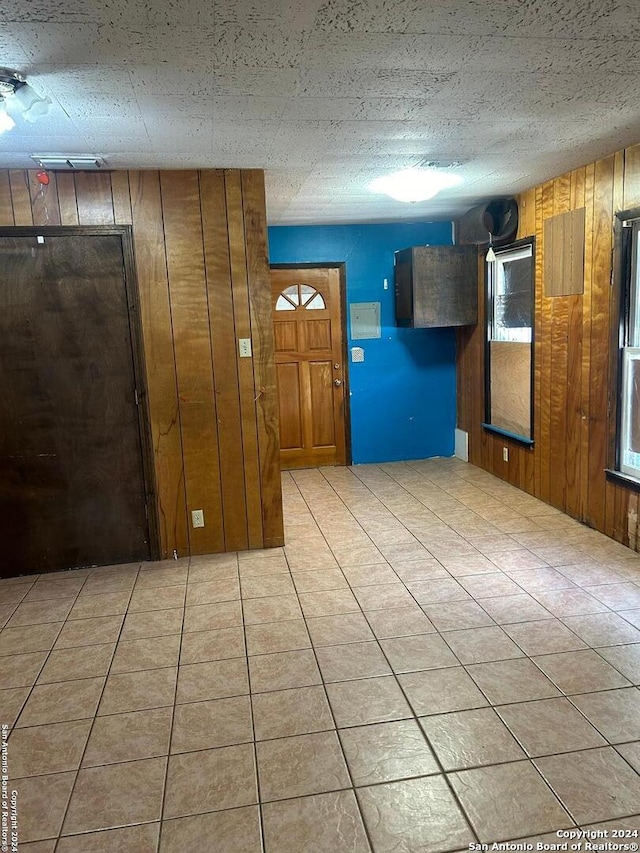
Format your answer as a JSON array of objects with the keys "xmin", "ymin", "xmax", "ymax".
[{"xmin": 275, "ymin": 283, "xmax": 326, "ymax": 311}]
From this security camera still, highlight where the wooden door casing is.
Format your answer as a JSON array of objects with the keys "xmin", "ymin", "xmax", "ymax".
[
  {"xmin": 0, "ymin": 230, "xmax": 153, "ymax": 576},
  {"xmin": 271, "ymin": 267, "xmax": 347, "ymax": 469}
]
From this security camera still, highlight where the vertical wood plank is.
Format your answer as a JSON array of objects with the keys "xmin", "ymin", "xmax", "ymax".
[
  {"xmin": 604, "ymin": 150, "xmax": 626, "ymax": 539},
  {"xmin": 56, "ymin": 173, "xmax": 79, "ymax": 225},
  {"xmin": 225, "ymin": 170, "xmax": 264, "ymax": 549},
  {"xmin": 160, "ymin": 170, "xmax": 224, "ymax": 555},
  {"xmin": 456, "ymin": 330, "xmax": 468, "ymax": 432},
  {"xmin": 75, "ymin": 172, "xmax": 115, "ymax": 225},
  {"xmin": 538, "ymin": 181, "xmax": 555, "ymax": 504},
  {"xmin": 200, "ymin": 170, "xmax": 250, "ymax": 552},
  {"xmin": 492, "ymin": 440, "xmax": 506, "ymax": 482},
  {"xmin": 533, "ymin": 185, "xmax": 544, "ymax": 497},
  {"xmin": 624, "ymin": 143, "xmax": 640, "ymax": 208},
  {"xmin": 517, "ymin": 188, "xmax": 536, "ymax": 238},
  {"xmin": 464, "ymin": 329, "xmax": 480, "ymax": 465},
  {"xmin": 481, "ymin": 431, "xmax": 491, "ymax": 476},
  {"xmin": 0, "ymin": 172, "xmax": 15, "ymax": 225},
  {"xmin": 519, "ymin": 186, "xmax": 537, "ymax": 496},
  {"xmin": 568, "ymin": 209, "xmax": 586, "ymax": 295},
  {"xmin": 606, "ymin": 151, "xmax": 622, "ymax": 220},
  {"xmin": 561, "ymin": 213, "xmax": 572, "ymax": 292},
  {"xmin": 9, "ymin": 171, "xmax": 33, "ymax": 225},
  {"xmin": 111, "ymin": 171, "xmax": 133, "ymax": 224},
  {"xmin": 522, "ymin": 446, "xmax": 535, "ymax": 495},
  {"xmin": 566, "ymin": 168, "xmax": 585, "ymax": 518},
  {"xmin": 129, "ymin": 170, "xmax": 188, "ymax": 558},
  {"xmin": 579, "ymin": 163, "xmax": 596, "ymax": 523},
  {"xmin": 548, "ymin": 175, "xmax": 571, "ymax": 511},
  {"xmin": 242, "ymin": 169, "xmax": 284, "ymax": 548},
  {"xmin": 458, "ymin": 326, "xmax": 479, "ymax": 462},
  {"xmin": 544, "ymin": 216, "xmax": 559, "ymax": 296},
  {"xmin": 27, "ymin": 171, "xmax": 61, "ymax": 226},
  {"xmin": 612, "ymin": 484, "xmax": 630, "ymax": 545},
  {"xmin": 587, "ymin": 155, "xmax": 615, "ymax": 532},
  {"xmin": 627, "ymin": 491, "xmax": 639, "ymax": 550},
  {"xmin": 508, "ymin": 441, "xmax": 521, "ymax": 488}
]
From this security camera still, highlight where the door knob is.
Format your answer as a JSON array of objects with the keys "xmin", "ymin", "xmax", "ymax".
[{"xmin": 334, "ymin": 379, "xmax": 342, "ymax": 387}]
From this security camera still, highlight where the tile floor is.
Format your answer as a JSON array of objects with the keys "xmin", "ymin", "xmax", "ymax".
[{"xmin": 1, "ymin": 458, "xmax": 640, "ymax": 852}]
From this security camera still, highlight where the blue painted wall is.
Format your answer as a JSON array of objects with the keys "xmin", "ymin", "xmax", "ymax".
[{"xmin": 268, "ymin": 222, "xmax": 456, "ymax": 464}]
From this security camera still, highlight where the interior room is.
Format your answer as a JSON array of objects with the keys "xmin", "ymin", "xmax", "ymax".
[{"xmin": 1, "ymin": 1, "xmax": 640, "ymax": 851}]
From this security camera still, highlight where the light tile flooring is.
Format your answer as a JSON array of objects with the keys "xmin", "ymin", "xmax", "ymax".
[{"xmin": 2, "ymin": 458, "xmax": 640, "ymax": 852}]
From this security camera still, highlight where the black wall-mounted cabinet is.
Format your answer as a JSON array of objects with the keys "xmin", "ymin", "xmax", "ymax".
[{"xmin": 394, "ymin": 245, "xmax": 478, "ymax": 328}]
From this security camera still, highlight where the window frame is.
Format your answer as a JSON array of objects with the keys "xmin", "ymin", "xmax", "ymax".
[
  {"xmin": 607, "ymin": 208, "xmax": 640, "ymax": 489},
  {"xmin": 274, "ymin": 283, "xmax": 327, "ymax": 312},
  {"xmin": 483, "ymin": 236, "xmax": 536, "ymax": 446},
  {"xmin": 619, "ymin": 346, "xmax": 640, "ymax": 478}
]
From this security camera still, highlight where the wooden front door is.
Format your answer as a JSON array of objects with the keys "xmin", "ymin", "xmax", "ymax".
[
  {"xmin": 0, "ymin": 231, "xmax": 152, "ymax": 577},
  {"xmin": 271, "ymin": 267, "xmax": 347, "ymax": 470}
]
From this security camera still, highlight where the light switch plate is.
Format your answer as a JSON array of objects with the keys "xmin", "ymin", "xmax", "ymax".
[{"xmin": 238, "ymin": 338, "xmax": 252, "ymax": 358}]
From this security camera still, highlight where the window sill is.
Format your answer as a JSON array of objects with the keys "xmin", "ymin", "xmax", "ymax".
[
  {"xmin": 482, "ymin": 423, "xmax": 534, "ymax": 448},
  {"xmin": 605, "ymin": 468, "xmax": 640, "ymax": 493}
]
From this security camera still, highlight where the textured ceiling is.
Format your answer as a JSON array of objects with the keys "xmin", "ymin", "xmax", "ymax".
[{"xmin": 1, "ymin": 1, "xmax": 640, "ymax": 224}]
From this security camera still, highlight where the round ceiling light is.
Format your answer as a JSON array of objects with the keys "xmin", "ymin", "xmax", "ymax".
[
  {"xmin": 0, "ymin": 68, "xmax": 51, "ymax": 131},
  {"xmin": 369, "ymin": 168, "xmax": 462, "ymax": 203},
  {"xmin": 0, "ymin": 68, "xmax": 26, "ymax": 98}
]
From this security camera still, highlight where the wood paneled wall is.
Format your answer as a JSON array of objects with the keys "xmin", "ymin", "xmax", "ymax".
[
  {"xmin": 0, "ymin": 168, "xmax": 284, "ymax": 558},
  {"xmin": 457, "ymin": 142, "xmax": 640, "ymax": 550}
]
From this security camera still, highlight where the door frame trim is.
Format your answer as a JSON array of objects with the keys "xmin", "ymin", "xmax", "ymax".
[
  {"xmin": 270, "ymin": 262, "xmax": 352, "ymax": 466},
  {"xmin": 0, "ymin": 225, "xmax": 161, "ymax": 561}
]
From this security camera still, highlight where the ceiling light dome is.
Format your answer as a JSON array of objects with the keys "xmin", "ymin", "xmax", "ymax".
[
  {"xmin": 0, "ymin": 67, "xmax": 51, "ymax": 133},
  {"xmin": 0, "ymin": 68, "xmax": 26, "ymax": 99},
  {"xmin": 369, "ymin": 168, "xmax": 462, "ymax": 203},
  {"xmin": 0, "ymin": 101, "xmax": 15, "ymax": 133}
]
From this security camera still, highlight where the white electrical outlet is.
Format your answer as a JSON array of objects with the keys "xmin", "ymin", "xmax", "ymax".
[
  {"xmin": 238, "ymin": 338, "xmax": 252, "ymax": 358},
  {"xmin": 503, "ymin": 447, "xmax": 509, "ymax": 462},
  {"xmin": 191, "ymin": 509, "xmax": 205, "ymax": 528}
]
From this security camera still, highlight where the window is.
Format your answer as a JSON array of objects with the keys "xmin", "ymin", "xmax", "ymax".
[
  {"xmin": 489, "ymin": 243, "xmax": 533, "ymax": 343},
  {"xmin": 614, "ymin": 214, "xmax": 640, "ymax": 480},
  {"xmin": 275, "ymin": 283, "xmax": 325, "ymax": 311},
  {"xmin": 484, "ymin": 238, "xmax": 535, "ymax": 443}
]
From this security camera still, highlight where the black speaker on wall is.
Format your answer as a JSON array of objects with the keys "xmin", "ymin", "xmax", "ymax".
[{"xmin": 456, "ymin": 198, "xmax": 518, "ymax": 245}]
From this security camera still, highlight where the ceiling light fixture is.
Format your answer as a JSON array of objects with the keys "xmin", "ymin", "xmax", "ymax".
[
  {"xmin": 0, "ymin": 67, "xmax": 52, "ymax": 132},
  {"xmin": 0, "ymin": 101, "xmax": 15, "ymax": 133},
  {"xmin": 0, "ymin": 67, "xmax": 25, "ymax": 98},
  {"xmin": 369, "ymin": 167, "xmax": 462, "ymax": 203}
]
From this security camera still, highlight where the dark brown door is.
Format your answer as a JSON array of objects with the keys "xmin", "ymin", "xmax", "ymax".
[
  {"xmin": 0, "ymin": 233, "xmax": 151, "ymax": 577},
  {"xmin": 271, "ymin": 267, "xmax": 347, "ymax": 469}
]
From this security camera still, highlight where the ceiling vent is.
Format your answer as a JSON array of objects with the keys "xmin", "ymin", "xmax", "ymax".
[
  {"xmin": 30, "ymin": 155, "xmax": 106, "ymax": 170},
  {"xmin": 417, "ymin": 159, "xmax": 464, "ymax": 170}
]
